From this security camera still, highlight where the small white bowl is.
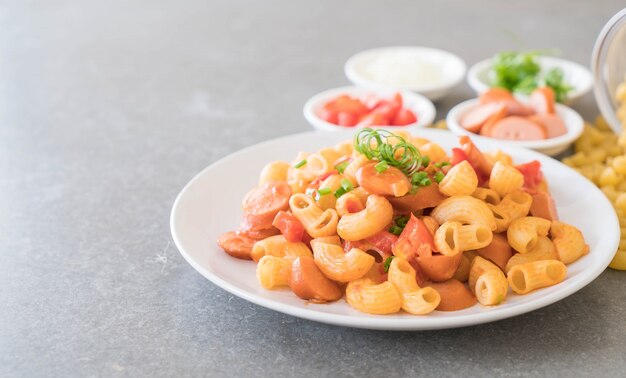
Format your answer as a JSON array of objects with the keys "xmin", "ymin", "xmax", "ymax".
[
  {"xmin": 344, "ymin": 46, "xmax": 467, "ymax": 101},
  {"xmin": 303, "ymin": 86, "xmax": 436, "ymax": 133},
  {"xmin": 446, "ymin": 99, "xmax": 584, "ymax": 156},
  {"xmin": 467, "ymin": 56, "xmax": 593, "ymax": 104}
]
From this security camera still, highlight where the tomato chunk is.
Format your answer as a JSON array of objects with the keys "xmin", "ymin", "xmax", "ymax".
[
  {"xmin": 392, "ymin": 214, "xmax": 435, "ymax": 260},
  {"xmin": 272, "ymin": 211, "xmax": 305, "ymax": 243},
  {"xmin": 515, "ymin": 160, "xmax": 543, "ymax": 190},
  {"xmin": 392, "ymin": 109, "xmax": 417, "ymax": 126}
]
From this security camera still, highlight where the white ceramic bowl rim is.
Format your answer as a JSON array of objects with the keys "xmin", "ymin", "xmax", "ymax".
[
  {"xmin": 446, "ymin": 98, "xmax": 584, "ymax": 150},
  {"xmin": 345, "ymin": 46, "xmax": 467, "ymax": 92}
]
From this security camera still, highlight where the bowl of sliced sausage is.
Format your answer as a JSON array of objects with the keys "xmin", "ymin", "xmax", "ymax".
[{"xmin": 446, "ymin": 87, "xmax": 584, "ymax": 156}]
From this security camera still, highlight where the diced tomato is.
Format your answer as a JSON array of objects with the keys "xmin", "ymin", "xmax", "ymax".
[
  {"xmin": 459, "ymin": 136, "xmax": 493, "ymax": 181},
  {"xmin": 366, "ymin": 231, "xmax": 398, "ymax": 255},
  {"xmin": 319, "ymin": 107, "xmax": 338, "ymax": 124},
  {"xmin": 391, "ymin": 92, "xmax": 403, "ymax": 110},
  {"xmin": 392, "ymin": 214, "xmax": 435, "ymax": 260},
  {"xmin": 357, "ymin": 112, "xmax": 389, "ymax": 127},
  {"xmin": 371, "ymin": 101, "xmax": 400, "ymax": 123},
  {"xmin": 309, "ymin": 170, "xmax": 338, "ymax": 189},
  {"xmin": 325, "ymin": 95, "xmax": 368, "ymax": 117},
  {"xmin": 337, "ymin": 111, "xmax": 358, "ymax": 127},
  {"xmin": 272, "ymin": 211, "xmax": 304, "ymax": 243},
  {"xmin": 392, "ymin": 109, "xmax": 417, "ymax": 126},
  {"xmin": 516, "ymin": 160, "xmax": 543, "ymax": 190},
  {"xmin": 451, "ymin": 148, "xmax": 469, "ymax": 166}
]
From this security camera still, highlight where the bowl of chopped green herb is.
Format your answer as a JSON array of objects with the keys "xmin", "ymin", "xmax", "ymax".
[{"xmin": 467, "ymin": 52, "xmax": 592, "ymax": 104}]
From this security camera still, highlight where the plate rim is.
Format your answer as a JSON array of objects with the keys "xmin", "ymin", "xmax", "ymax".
[{"xmin": 171, "ymin": 129, "xmax": 619, "ymax": 330}]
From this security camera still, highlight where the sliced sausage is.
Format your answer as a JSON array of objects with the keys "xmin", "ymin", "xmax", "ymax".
[
  {"xmin": 528, "ymin": 114, "xmax": 567, "ymax": 138},
  {"xmin": 500, "ymin": 99, "xmax": 534, "ymax": 116},
  {"xmin": 488, "ymin": 116, "xmax": 547, "ymax": 141},
  {"xmin": 529, "ymin": 87, "xmax": 556, "ymax": 114},
  {"xmin": 479, "ymin": 87, "xmax": 515, "ymax": 104},
  {"xmin": 356, "ymin": 162, "xmax": 411, "ymax": 197},
  {"xmin": 387, "ymin": 183, "xmax": 446, "ymax": 212},
  {"xmin": 241, "ymin": 181, "xmax": 291, "ymax": 231},
  {"xmin": 461, "ymin": 103, "xmax": 507, "ymax": 133},
  {"xmin": 530, "ymin": 192, "xmax": 559, "ymax": 221},
  {"xmin": 243, "ymin": 226, "xmax": 280, "ymax": 240},
  {"xmin": 479, "ymin": 104, "xmax": 509, "ymax": 136},
  {"xmin": 479, "ymin": 88, "xmax": 533, "ymax": 116},
  {"xmin": 416, "ymin": 252, "xmax": 463, "ymax": 282},
  {"xmin": 428, "ymin": 279, "xmax": 477, "ymax": 311},
  {"xmin": 217, "ymin": 231, "xmax": 256, "ymax": 260},
  {"xmin": 476, "ymin": 233, "xmax": 513, "ymax": 271},
  {"xmin": 289, "ymin": 257, "xmax": 342, "ymax": 303}
]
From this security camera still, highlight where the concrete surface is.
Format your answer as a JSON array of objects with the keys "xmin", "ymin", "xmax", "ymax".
[{"xmin": 1, "ymin": 0, "xmax": 625, "ymax": 376}]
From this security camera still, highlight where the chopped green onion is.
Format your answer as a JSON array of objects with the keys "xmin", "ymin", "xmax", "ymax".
[
  {"xmin": 420, "ymin": 178, "xmax": 432, "ymax": 186},
  {"xmin": 317, "ymin": 187, "xmax": 332, "ymax": 196},
  {"xmin": 409, "ymin": 185, "xmax": 419, "ymax": 195},
  {"xmin": 294, "ymin": 159, "xmax": 307, "ymax": 169},
  {"xmin": 411, "ymin": 171, "xmax": 428, "ymax": 184},
  {"xmin": 389, "ymin": 225, "xmax": 403, "ymax": 236},
  {"xmin": 334, "ymin": 187, "xmax": 346, "ymax": 198},
  {"xmin": 421, "ymin": 156, "xmax": 430, "ymax": 167},
  {"xmin": 395, "ymin": 215, "xmax": 410, "ymax": 228},
  {"xmin": 375, "ymin": 161, "xmax": 389, "ymax": 173},
  {"xmin": 335, "ymin": 160, "xmax": 349, "ymax": 174},
  {"xmin": 334, "ymin": 179, "xmax": 353, "ymax": 198},
  {"xmin": 434, "ymin": 161, "xmax": 451, "ymax": 168},
  {"xmin": 341, "ymin": 178, "xmax": 353, "ymax": 191},
  {"xmin": 353, "ymin": 128, "xmax": 422, "ymax": 176},
  {"xmin": 383, "ymin": 256, "xmax": 395, "ymax": 273},
  {"xmin": 434, "ymin": 171, "xmax": 445, "ymax": 183}
]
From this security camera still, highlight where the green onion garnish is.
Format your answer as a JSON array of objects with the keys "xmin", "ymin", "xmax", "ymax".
[
  {"xmin": 335, "ymin": 161, "xmax": 349, "ymax": 174},
  {"xmin": 395, "ymin": 215, "xmax": 410, "ymax": 228},
  {"xmin": 389, "ymin": 225, "xmax": 403, "ymax": 236},
  {"xmin": 434, "ymin": 161, "xmax": 450, "ymax": 168},
  {"xmin": 375, "ymin": 161, "xmax": 389, "ymax": 173},
  {"xmin": 411, "ymin": 171, "xmax": 428, "ymax": 184},
  {"xmin": 421, "ymin": 156, "xmax": 430, "ymax": 167},
  {"xmin": 294, "ymin": 159, "xmax": 307, "ymax": 169},
  {"xmin": 317, "ymin": 187, "xmax": 332, "ymax": 196},
  {"xmin": 420, "ymin": 178, "xmax": 432, "ymax": 186},
  {"xmin": 341, "ymin": 178, "xmax": 353, "ymax": 191},
  {"xmin": 354, "ymin": 128, "xmax": 422, "ymax": 176},
  {"xmin": 409, "ymin": 186, "xmax": 419, "ymax": 195},
  {"xmin": 334, "ymin": 187, "xmax": 346, "ymax": 198},
  {"xmin": 434, "ymin": 171, "xmax": 445, "ymax": 183},
  {"xmin": 383, "ymin": 256, "xmax": 395, "ymax": 273},
  {"xmin": 334, "ymin": 179, "xmax": 354, "ymax": 199}
]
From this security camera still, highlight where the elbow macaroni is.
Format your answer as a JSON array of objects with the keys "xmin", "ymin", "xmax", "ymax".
[
  {"xmin": 489, "ymin": 161, "xmax": 524, "ymax": 197},
  {"xmin": 311, "ymin": 238, "xmax": 375, "ymax": 282},
  {"xmin": 388, "ymin": 258, "xmax": 440, "ymax": 315},
  {"xmin": 337, "ymin": 195, "xmax": 393, "ymax": 241},
  {"xmin": 438, "ymin": 160, "xmax": 479, "ymax": 196},
  {"xmin": 507, "ymin": 260, "xmax": 567, "ymax": 294}
]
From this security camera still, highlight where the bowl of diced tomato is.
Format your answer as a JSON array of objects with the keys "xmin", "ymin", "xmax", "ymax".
[
  {"xmin": 446, "ymin": 87, "xmax": 584, "ymax": 157},
  {"xmin": 303, "ymin": 86, "xmax": 436, "ymax": 132}
]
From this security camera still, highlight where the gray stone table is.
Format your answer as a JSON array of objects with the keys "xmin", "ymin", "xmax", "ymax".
[{"xmin": 2, "ymin": 1, "xmax": 626, "ymax": 376}]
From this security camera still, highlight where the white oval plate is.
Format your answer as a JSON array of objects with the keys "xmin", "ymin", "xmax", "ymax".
[{"xmin": 171, "ymin": 129, "xmax": 618, "ymax": 330}]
